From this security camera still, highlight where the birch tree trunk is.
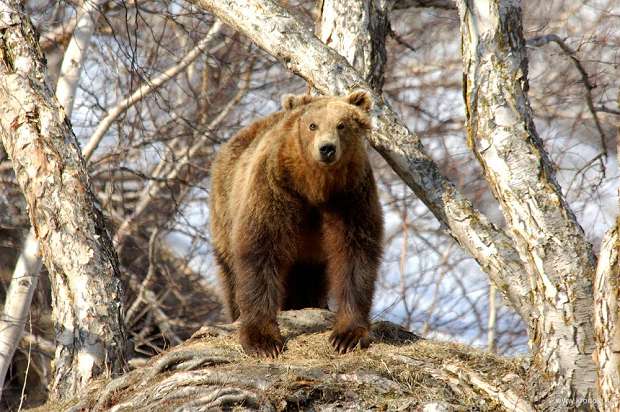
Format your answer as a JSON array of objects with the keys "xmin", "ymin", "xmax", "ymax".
[
  {"xmin": 55, "ymin": 0, "xmax": 107, "ymax": 115},
  {"xmin": 190, "ymin": 0, "xmax": 534, "ymax": 323},
  {"xmin": 594, "ymin": 225, "xmax": 620, "ymax": 411},
  {"xmin": 0, "ymin": 0, "xmax": 108, "ymax": 396},
  {"xmin": 0, "ymin": 0, "xmax": 125, "ymax": 400},
  {"xmin": 457, "ymin": 0, "xmax": 598, "ymax": 408},
  {"xmin": 0, "ymin": 231, "xmax": 41, "ymax": 400},
  {"xmin": 316, "ymin": 0, "xmax": 389, "ymax": 92}
]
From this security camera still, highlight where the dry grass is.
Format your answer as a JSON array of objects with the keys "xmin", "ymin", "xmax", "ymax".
[{"xmin": 28, "ymin": 310, "xmax": 528, "ymax": 411}]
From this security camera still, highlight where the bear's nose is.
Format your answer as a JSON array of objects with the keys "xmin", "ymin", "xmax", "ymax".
[{"xmin": 319, "ymin": 144, "xmax": 336, "ymax": 162}]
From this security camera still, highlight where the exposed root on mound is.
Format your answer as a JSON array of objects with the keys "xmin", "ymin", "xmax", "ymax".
[{"xmin": 36, "ymin": 309, "xmax": 531, "ymax": 411}]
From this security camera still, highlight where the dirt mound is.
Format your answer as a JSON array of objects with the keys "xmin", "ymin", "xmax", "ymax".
[{"xmin": 35, "ymin": 309, "xmax": 530, "ymax": 411}]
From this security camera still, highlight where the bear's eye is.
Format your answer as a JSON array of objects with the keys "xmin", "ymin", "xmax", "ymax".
[
  {"xmin": 337, "ymin": 122, "xmax": 345, "ymax": 130},
  {"xmin": 309, "ymin": 123, "xmax": 317, "ymax": 131}
]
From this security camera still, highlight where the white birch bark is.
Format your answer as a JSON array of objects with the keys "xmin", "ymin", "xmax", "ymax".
[
  {"xmin": 55, "ymin": 0, "xmax": 107, "ymax": 115},
  {"xmin": 0, "ymin": 0, "xmax": 125, "ymax": 400},
  {"xmin": 4, "ymin": 0, "xmax": 106, "ymax": 327},
  {"xmin": 189, "ymin": 0, "xmax": 532, "ymax": 321},
  {"xmin": 1, "ymin": 0, "xmax": 106, "ymax": 370},
  {"xmin": 0, "ymin": 231, "xmax": 41, "ymax": 401},
  {"xmin": 594, "ymin": 225, "xmax": 620, "ymax": 411},
  {"xmin": 456, "ymin": 0, "xmax": 598, "ymax": 408},
  {"xmin": 1, "ymin": 0, "xmax": 109, "ymax": 398},
  {"xmin": 316, "ymin": 0, "xmax": 389, "ymax": 92}
]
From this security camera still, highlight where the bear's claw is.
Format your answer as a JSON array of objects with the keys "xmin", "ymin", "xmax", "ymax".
[
  {"xmin": 240, "ymin": 327, "xmax": 284, "ymax": 358},
  {"xmin": 329, "ymin": 325, "xmax": 370, "ymax": 354}
]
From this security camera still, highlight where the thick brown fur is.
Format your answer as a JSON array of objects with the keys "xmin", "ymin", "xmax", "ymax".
[{"xmin": 209, "ymin": 91, "xmax": 384, "ymax": 357}]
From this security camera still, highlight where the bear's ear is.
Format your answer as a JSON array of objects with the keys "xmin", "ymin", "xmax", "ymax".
[
  {"xmin": 345, "ymin": 90, "xmax": 372, "ymax": 113},
  {"xmin": 281, "ymin": 94, "xmax": 315, "ymax": 110}
]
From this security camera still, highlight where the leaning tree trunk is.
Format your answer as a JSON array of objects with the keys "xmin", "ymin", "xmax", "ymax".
[
  {"xmin": 1, "ymin": 0, "xmax": 111, "ymax": 398},
  {"xmin": 0, "ymin": 0, "xmax": 126, "ymax": 400},
  {"xmin": 457, "ymin": 0, "xmax": 598, "ymax": 409}
]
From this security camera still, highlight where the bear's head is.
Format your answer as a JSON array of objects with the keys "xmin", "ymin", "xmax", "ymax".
[{"xmin": 281, "ymin": 91, "xmax": 372, "ymax": 167}]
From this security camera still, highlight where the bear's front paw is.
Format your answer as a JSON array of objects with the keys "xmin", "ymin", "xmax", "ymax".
[
  {"xmin": 240, "ymin": 324, "xmax": 284, "ymax": 358},
  {"xmin": 329, "ymin": 324, "xmax": 370, "ymax": 354}
]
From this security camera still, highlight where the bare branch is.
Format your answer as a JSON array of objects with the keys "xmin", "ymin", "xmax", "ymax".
[
  {"xmin": 391, "ymin": 0, "xmax": 456, "ymax": 10},
  {"xmin": 528, "ymin": 34, "xmax": 608, "ymax": 158},
  {"xmin": 82, "ymin": 20, "xmax": 224, "ymax": 161},
  {"xmin": 113, "ymin": 61, "xmax": 253, "ymax": 249},
  {"xmin": 595, "ymin": 105, "xmax": 620, "ymax": 116},
  {"xmin": 125, "ymin": 230, "xmax": 161, "ymax": 326}
]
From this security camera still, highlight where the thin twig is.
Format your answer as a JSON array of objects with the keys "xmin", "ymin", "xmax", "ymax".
[
  {"xmin": 113, "ymin": 59, "xmax": 255, "ymax": 248},
  {"xmin": 389, "ymin": 29, "xmax": 416, "ymax": 53},
  {"xmin": 595, "ymin": 105, "xmax": 620, "ymax": 116},
  {"xmin": 528, "ymin": 34, "xmax": 608, "ymax": 161},
  {"xmin": 82, "ymin": 20, "xmax": 224, "ymax": 161},
  {"xmin": 125, "ymin": 229, "xmax": 161, "ymax": 325},
  {"xmin": 17, "ymin": 313, "xmax": 33, "ymax": 412}
]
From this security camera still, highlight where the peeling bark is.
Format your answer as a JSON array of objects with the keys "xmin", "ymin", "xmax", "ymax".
[
  {"xmin": 0, "ymin": 1, "xmax": 126, "ymax": 399},
  {"xmin": 457, "ymin": 0, "xmax": 598, "ymax": 408},
  {"xmin": 594, "ymin": 225, "xmax": 620, "ymax": 411},
  {"xmin": 190, "ymin": 0, "xmax": 532, "ymax": 322}
]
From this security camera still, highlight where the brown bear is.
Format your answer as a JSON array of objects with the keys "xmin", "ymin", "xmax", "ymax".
[{"xmin": 209, "ymin": 91, "xmax": 384, "ymax": 357}]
